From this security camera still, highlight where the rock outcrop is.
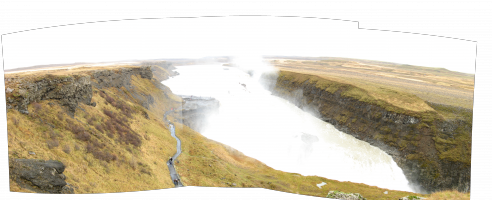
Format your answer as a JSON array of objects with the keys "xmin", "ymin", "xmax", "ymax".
[
  {"xmin": 141, "ymin": 61, "xmax": 178, "ymax": 82},
  {"xmin": 9, "ymin": 158, "xmax": 74, "ymax": 194},
  {"xmin": 262, "ymin": 72, "xmax": 471, "ymax": 193},
  {"xmin": 175, "ymin": 96, "xmax": 220, "ymax": 132},
  {"xmin": 399, "ymin": 196, "xmax": 426, "ymax": 200},
  {"xmin": 5, "ymin": 66, "xmax": 154, "ymax": 117},
  {"xmin": 91, "ymin": 66, "xmax": 153, "ymax": 89},
  {"xmin": 326, "ymin": 190, "xmax": 367, "ymax": 200}
]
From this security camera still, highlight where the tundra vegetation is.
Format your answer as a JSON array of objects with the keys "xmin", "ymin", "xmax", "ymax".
[
  {"xmin": 5, "ymin": 59, "xmax": 470, "ymax": 199},
  {"xmin": 272, "ymin": 70, "xmax": 471, "ymax": 165},
  {"xmin": 268, "ymin": 58, "xmax": 473, "ymax": 198}
]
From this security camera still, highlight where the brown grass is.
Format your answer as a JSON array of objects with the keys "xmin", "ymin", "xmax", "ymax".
[
  {"xmin": 46, "ymin": 139, "xmax": 59, "ymax": 149},
  {"xmin": 6, "ymin": 71, "xmax": 181, "ymax": 193},
  {"xmin": 271, "ymin": 59, "xmax": 474, "ymax": 110},
  {"xmin": 32, "ymin": 102, "xmax": 42, "ymax": 113},
  {"xmin": 7, "ymin": 63, "xmax": 433, "ymax": 198},
  {"xmin": 4, "ymin": 64, "xmax": 142, "ymax": 77},
  {"xmin": 62, "ymin": 144, "xmax": 71, "ymax": 154},
  {"xmin": 426, "ymin": 190, "xmax": 470, "ymax": 200}
]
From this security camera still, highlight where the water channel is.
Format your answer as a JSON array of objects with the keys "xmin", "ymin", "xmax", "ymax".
[{"xmin": 162, "ymin": 63, "xmax": 413, "ymax": 192}]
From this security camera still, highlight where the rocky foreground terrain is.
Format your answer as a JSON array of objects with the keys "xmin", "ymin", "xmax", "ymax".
[{"xmin": 9, "ymin": 158, "xmax": 74, "ymax": 193}]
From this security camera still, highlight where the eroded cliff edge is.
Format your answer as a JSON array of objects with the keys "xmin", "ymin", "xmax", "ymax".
[
  {"xmin": 5, "ymin": 66, "xmax": 156, "ymax": 117},
  {"xmin": 262, "ymin": 71, "xmax": 471, "ymax": 193}
]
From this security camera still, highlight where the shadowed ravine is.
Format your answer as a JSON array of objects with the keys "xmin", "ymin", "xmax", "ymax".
[{"xmin": 164, "ymin": 110, "xmax": 184, "ymax": 187}]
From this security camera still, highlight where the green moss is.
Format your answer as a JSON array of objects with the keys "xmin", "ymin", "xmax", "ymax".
[
  {"xmin": 435, "ymin": 132, "xmax": 471, "ymax": 165},
  {"xmin": 434, "ymin": 136, "xmax": 456, "ymax": 145},
  {"xmin": 373, "ymin": 132, "xmax": 383, "ymax": 140},
  {"xmin": 434, "ymin": 172, "xmax": 440, "ymax": 179},
  {"xmin": 407, "ymin": 154, "xmax": 420, "ymax": 160},
  {"xmin": 373, "ymin": 112, "xmax": 382, "ymax": 119},
  {"xmin": 36, "ymin": 125, "xmax": 49, "ymax": 133},
  {"xmin": 336, "ymin": 115, "xmax": 349, "ymax": 124},
  {"xmin": 380, "ymin": 126, "xmax": 391, "ymax": 134},
  {"xmin": 427, "ymin": 101, "xmax": 473, "ymax": 123},
  {"xmin": 417, "ymin": 123, "xmax": 430, "ymax": 129},
  {"xmin": 398, "ymin": 140, "xmax": 408, "ymax": 149},
  {"xmin": 387, "ymin": 134, "xmax": 397, "ymax": 143}
]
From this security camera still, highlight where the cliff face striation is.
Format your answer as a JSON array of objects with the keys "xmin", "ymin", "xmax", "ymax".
[
  {"xmin": 263, "ymin": 71, "xmax": 471, "ymax": 193},
  {"xmin": 5, "ymin": 66, "xmax": 154, "ymax": 117}
]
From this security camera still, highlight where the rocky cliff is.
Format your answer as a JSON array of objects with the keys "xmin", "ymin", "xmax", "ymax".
[
  {"xmin": 262, "ymin": 71, "xmax": 471, "ymax": 193},
  {"xmin": 175, "ymin": 96, "xmax": 220, "ymax": 132},
  {"xmin": 5, "ymin": 66, "xmax": 154, "ymax": 117}
]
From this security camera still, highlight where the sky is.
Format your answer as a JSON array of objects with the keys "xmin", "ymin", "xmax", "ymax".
[{"xmin": 2, "ymin": 16, "xmax": 476, "ymax": 74}]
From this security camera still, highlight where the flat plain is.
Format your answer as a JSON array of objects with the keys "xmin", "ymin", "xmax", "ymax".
[{"xmin": 269, "ymin": 58, "xmax": 474, "ymax": 113}]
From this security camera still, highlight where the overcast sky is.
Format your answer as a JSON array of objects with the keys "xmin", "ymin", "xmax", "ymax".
[{"xmin": 2, "ymin": 16, "xmax": 476, "ymax": 74}]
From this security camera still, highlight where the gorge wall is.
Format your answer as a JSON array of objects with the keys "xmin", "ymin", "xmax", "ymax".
[
  {"xmin": 5, "ymin": 66, "xmax": 155, "ymax": 117},
  {"xmin": 262, "ymin": 71, "xmax": 471, "ymax": 193},
  {"xmin": 175, "ymin": 97, "xmax": 220, "ymax": 132}
]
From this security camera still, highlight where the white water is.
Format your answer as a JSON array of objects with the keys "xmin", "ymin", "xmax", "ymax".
[{"xmin": 162, "ymin": 63, "xmax": 413, "ymax": 192}]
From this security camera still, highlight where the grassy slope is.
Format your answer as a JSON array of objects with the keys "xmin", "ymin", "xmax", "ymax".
[
  {"xmin": 7, "ymin": 68, "xmax": 182, "ymax": 193},
  {"xmin": 7, "ymin": 64, "xmax": 431, "ymax": 199}
]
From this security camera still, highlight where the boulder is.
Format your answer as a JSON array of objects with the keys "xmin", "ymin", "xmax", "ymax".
[
  {"xmin": 399, "ymin": 196, "xmax": 426, "ymax": 200},
  {"xmin": 9, "ymin": 158, "xmax": 74, "ymax": 194},
  {"xmin": 326, "ymin": 190, "xmax": 366, "ymax": 200},
  {"xmin": 143, "ymin": 111, "xmax": 150, "ymax": 119}
]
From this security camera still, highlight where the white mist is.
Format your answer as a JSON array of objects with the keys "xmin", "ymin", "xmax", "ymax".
[{"xmin": 162, "ymin": 61, "xmax": 413, "ymax": 192}]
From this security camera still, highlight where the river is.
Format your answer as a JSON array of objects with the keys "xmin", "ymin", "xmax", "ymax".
[{"xmin": 161, "ymin": 63, "xmax": 413, "ymax": 192}]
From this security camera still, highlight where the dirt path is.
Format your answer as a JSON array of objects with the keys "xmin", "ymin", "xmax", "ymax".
[{"xmin": 164, "ymin": 110, "xmax": 184, "ymax": 187}]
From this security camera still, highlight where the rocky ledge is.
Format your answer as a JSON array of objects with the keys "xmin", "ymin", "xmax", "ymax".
[{"xmin": 5, "ymin": 66, "xmax": 153, "ymax": 117}]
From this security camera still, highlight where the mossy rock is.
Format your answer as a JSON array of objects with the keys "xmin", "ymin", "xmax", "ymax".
[
  {"xmin": 399, "ymin": 195, "xmax": 426, "ymax": 200},
  {"xmin": 326, "ymin": 190, "xmax": 367, "ymax": 200}
]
